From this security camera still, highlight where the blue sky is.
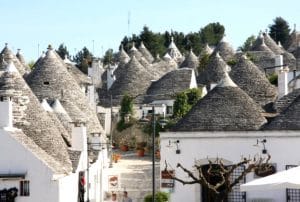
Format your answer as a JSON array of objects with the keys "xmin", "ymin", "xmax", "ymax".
[{"xmin": 0, "ymin": 0, "xmax": 299, "ymax": 61}]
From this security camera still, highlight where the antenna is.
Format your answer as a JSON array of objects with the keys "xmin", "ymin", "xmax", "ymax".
[
  {"xmin": 92, "ymin": 40, "xmax": 95, "ymax": 55},
  {"xmin": 128, "ymin": 11, "xmax": 131, "ymax": 37},
  {"xmin": 38, "ymin": 43, "xmax": 40, "ymax": 58}
]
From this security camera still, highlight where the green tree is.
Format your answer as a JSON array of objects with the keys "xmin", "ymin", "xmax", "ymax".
[
  {"xmin": 238, "ymin": 35, "xmax": 256, "ymax": 52},
  {"xmin": 186, "ymin": 88, "xmax": 202, "ymax": 105},
  {"xmin": 200, "ymin": 22, "xmax": 225, "ymax": 46},
  {"xmin": 73, "ymin": 47, "xmax": 93, "ymax": 74},
  {"xmin": 144, "ymin": 191, "xmax": 169, "ymax": 202},
  {"xmin": 27, "ymin": 60, "xmax": 36, "ymax": 70},
  {"xmin": 103, "ymin": 49, "xmax": 114, "ymax": 65},
  {"xmin": 56, "ymin": 43, "xmax": 69, "ymax": 59},
  {"xmin": 117, "ymin": 94, "xmax": 134, "ymax": 132},
  {"xmin": 269, "ymin": 17, "xmax": 291, "ymax": 48},
  {"xmin": 140, "ymin": 26, "xmax": 166, "ymax": 56},
  {"xmin": 173, "ymin": 92, "xmax": 190, "ymax": 119},
  {"xmin": 198, "ymin": 53, "xmax": 210, "ymax": 73}
]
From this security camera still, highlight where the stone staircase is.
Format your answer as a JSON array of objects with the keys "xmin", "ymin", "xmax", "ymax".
[{"xmin": 107, "ymin": 150, "xmax": 160, "ymax": 202}]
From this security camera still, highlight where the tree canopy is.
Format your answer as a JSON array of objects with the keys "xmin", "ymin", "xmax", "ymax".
[
  {"xmin": 119, "ymin": 23, "xmax": 225, "ymax": 58},
  {"xmin": 269, "ymin": 17, "xmax": 291, "ymax": 48},
  {"xmin": 73, "ymin": 47, "xmax": 93, "ymax": 74},
  {"xmin": 56, "ymin": 43, "xmax": 69, "ymax": 60}
]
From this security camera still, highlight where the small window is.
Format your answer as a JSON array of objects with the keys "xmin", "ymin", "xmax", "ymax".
[
  {"xmin": 43, "ymin": 81, "xmax": 50, "ymax": 85},
  {"xmin": 20, "ymin": 180, "xmax": 30, "ymax": 196}
]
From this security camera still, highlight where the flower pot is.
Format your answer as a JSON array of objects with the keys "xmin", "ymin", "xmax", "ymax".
[
  {"xmin": 120, "ymin": 145, "xmax": 129, "ymax": 152},
  {"xmin": 136, "ymin": 149, "xmax": 145, "ymax": 157}
]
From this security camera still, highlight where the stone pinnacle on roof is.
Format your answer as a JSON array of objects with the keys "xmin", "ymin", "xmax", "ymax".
[
  {"xmin": 0, "ymin": 57, "xmax": 72, "ymax": 171},
  {"xmin": 26, "ymin": 45, "xmax": 104, "ymax": 135}
]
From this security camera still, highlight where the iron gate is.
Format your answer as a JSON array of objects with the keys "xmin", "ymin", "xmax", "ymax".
[
  {"xmin": 227, "ymin": 165, "xmax": 246, "ymax": 202},
  {"xmin": 286, "ymin": 165, "xmax": 300, "ymax": 201}
]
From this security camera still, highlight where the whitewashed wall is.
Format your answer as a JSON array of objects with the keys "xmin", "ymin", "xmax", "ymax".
[
  {"xmin": 0, "ymin": 129, "xmax": 59, "ymax": 202},
  {"xmin": 160, "ymin": 131, "xmax": 300, "ymax": 202}
]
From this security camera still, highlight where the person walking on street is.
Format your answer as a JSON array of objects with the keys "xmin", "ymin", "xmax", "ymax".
[{"xmin": 122, "ymin": 191, "xmax": 132, "ymax": 202}]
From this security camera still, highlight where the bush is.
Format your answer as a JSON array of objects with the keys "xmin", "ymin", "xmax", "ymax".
[
  {"xmin": 267, "ymin": 73, "xmax": 278, "ymax": 86},
  {"xmin": 144, "ymin": 191, "xmax": 169, "ymax": 202}
]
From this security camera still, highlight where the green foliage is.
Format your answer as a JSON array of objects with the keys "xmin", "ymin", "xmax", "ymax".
[
  {"xmin": 73, "ymin": 47, "xmax": 93, "ymax": 74},
  {"xmin": 27, "ymin": 60, "xmax": 35, "ymax": 70},
  {"xmin": 269, "ymin": 17, "xmax": 291, "ymax": 48},
  {"xmin": 227, "ymin": 59, "xmax": 237, "ymax": 66},
  {"xmin": 238, "ymin": 35, "xmax": 256, "ymax": 52},
  {"xmin": 120, "ymin": 23, "xmax": 225, "ymax": 58},
  {"xmin": 199, "ymin": 22, "xmax": 225, "ymax": 46},
  {"xmin": 173, "ymin": 88, "xmax": 202, "ymax": 119},
  {"xmin": 173, "ymin": 92, "xmax": 190, "ymax": 119},
  {"xmin": 186, "ymin": 88, "xmax": 202, "ymax": 105},
  {"xmin": 103, "ymin": 49, "xmax": 114, "ymax": 65},
  {"xmin": 144, "ymin": 191, "xmax": 169, "ymax": 202},
  {"xmin": 56, "ymin": 43, "xmax": 69, "ymax": 59},
  {"xmin": 117, "ymin": 94, "xmax": 134, "ymax": 132},
  {"xmin": 198, "ymin": 53, "xmax": 210, "ymax": 73},
  {"xmin": 246, "ymin": 52, "xmax": 257, "ymax": 62},
  {"xmin": 267, "ymin": 73, "xmax": 278, "ymax": 86}
]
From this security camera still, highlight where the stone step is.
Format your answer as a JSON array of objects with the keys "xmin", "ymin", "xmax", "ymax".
[{"xmin": 120, "ymin": 179, "xmax": 160, "ymax": 189}]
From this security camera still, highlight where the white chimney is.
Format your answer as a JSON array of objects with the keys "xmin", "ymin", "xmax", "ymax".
[
  {"xmin": 278, "ymin": 66, "xmax": 290, "ymax": 99},
  {"xmin": 71, "ymin": 122, "xmax": 87, "ymax": 152},
  {"xmin": 275, "ymin": 55, "xmax": 283, "ymax": 73},
  {"xmin": 0, "ymin": 96, "xmax": 13, "ymax": 128}
]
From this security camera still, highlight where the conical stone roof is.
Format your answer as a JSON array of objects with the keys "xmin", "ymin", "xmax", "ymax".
[
  {"xmin": 0, "ymin": 57, "xmax": 72, "ymax": 171},
  {"xmin": 273, "ymin": 88, "xmax": 300, "ymax": 113},
  {"xmin": 180, "ymin": 49, "xmax": 199, "ymax": 75},
  {"xmin": 197, "ymin": 52, "xmax": 229, "ymax": 85},
  {"xmin": 264, "ymin": 95, "xmax": 300, "ymax": 130},
  {"xmin": 230, "ymin": 55, "xmax": 278, "ymax": 106},
  {"xmin": 251, "ymin": 37, "xmax": 274, "ymax": 53},
  {"xmin": 199, "ymin": 43, "xmax": 213, "ymax": 58},
  {"xmin": 65, "ymin": 61, "xmax": 92, "ymax": 86},
  {"xmin": 51, "ymin": 99, "xmax": 73, "ymax": 134},
  {"xmin": 167, "ymin": 37, "xmax": 183, "ymax": 62},
  {"xmin": 0, "ymin": 44, "xmax": 27, "ymax": 77},
  {"xmin": 26, "ymin": 46, "xmax": 104, "ymax": 135},
  {"xmin": 138, "ymin": 42, "xmax": 154, "ymax": 63},
  {"xmin": 213, "ymin": 36, "xmax": 235, "ymax": 62},
  {"xmin": 151, "ymin": 57, "xmax": 178, "ymax": 77},
  {"xmin": 145, "ymin": 68, "xmax": 196, "ymax": 103},
  {"xmin": 41, "ymin": 99, "xmax": 72, "ymax": 146},
  {"xmin": 173, "ymin": 73, "xmax": 267, "ymax": 131},
  {"xmin": 16, "ymin": 49, "xmax": 31, "ymax": 75},
  {"xmin": 108, "ymin": 56, "xmax": 154, "ymax": 104},
  {"xmin": 117, "ymin": 45, "xmax": 130, "ymax": 66}
]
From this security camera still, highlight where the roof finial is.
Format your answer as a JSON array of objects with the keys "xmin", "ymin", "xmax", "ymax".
[
  {"xmin": 278, "ymin": 41, "xmax": 282, "ymax": 47},
  {"xmin": 47, "ymin": 44, "xmax": 53, "ymax": 50},
  {"xmin": 171, "ymin": 36, "xmax": 174, "ymax": 42},
  {"xmin": 294, "ymin": 23, "xmax": 297, "ymax": 31},
  {"xmin": 17, "ymin": 49, "xmax": 21, "ymax": 53},
  {"xmin": 5, "ymin": 43, "xmax": 8, "ymax": 48}
]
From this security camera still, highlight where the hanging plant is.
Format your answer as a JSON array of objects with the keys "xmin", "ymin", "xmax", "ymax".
[{"xmin": 254, "ymin": 163, "xmax": 276, "ymax": 177}]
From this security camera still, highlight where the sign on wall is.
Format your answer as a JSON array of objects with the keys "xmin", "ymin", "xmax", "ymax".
[
  {"xmin": 161, "ymin": 170, "xmax": 175, "ymax": 189},
  {"xmin": 108, "ymin": 175, "xmax": 119, "ymax": 190}
]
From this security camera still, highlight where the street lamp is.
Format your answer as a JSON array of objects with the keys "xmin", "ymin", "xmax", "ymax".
[{"xmin": 140, "ymin": 104, "xmax": 168, "ymax": 202}]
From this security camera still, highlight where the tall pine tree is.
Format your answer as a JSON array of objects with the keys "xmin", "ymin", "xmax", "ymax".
[{"xmin": 269, "ymin": 17, "xmax": 291, "ymax": 48}]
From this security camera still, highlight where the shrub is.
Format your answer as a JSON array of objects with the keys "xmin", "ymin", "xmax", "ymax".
[{"xmin": 144, "ymin": 191, "xmax": 169, "ymax": 202}]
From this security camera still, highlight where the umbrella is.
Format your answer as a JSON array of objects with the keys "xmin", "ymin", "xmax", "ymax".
[{"xmin": 240, "ymin": 166, "xmax": 300, "ymax": 191}]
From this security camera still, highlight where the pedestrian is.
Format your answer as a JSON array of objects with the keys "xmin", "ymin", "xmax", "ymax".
[
  {"xmin": 122, "ymin": 191, "xmax": 132, "ymax": 202},
  {"xmin": 111, "ymin": 193, "xmax": 117, "ymax": 202}
]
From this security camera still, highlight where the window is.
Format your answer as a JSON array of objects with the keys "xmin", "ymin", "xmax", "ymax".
[
  {"xmin": 43, "ymin": 81, "xmax": 50, "ymax": 85},
  {"xmin": 20, "ymin": 180, "xmax": 30, "ymax": 196}
]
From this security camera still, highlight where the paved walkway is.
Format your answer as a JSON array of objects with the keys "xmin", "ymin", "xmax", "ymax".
[{"xmin": 106, "ymin": 149, "xmax": 160, "ymax": 202}]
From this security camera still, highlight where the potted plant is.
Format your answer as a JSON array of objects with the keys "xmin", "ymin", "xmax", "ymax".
[
  {"xmin": 136, "ymin": 142, "xmax": 146, "ymax": 157},
  {"xmin": 112, "ymin": 153, "xmax": 121, "ymax": 163},
  {"xmin": 144, "ymin": 191, "xmax": 169, "ymax": 202}
]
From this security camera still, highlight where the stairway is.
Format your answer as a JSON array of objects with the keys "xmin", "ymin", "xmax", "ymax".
[{"xmin": 107, "ymin": 150, "xmax": 160, "ymax": 202}]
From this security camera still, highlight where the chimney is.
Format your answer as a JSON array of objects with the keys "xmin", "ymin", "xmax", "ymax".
[
  {"xmin": 275, "ymin": 55, "xmax": 283, "ymax": 73},
  {"xmin": 278, "ymin": 65, "xmax": 290, "ymax": 99},
  {"xmin": 71, "ymin": 122, "xmax": 87, "ymax": 152},
  {"xmin": 0, "ymin": 96, "xmax": 13, "ymax": 128}
]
